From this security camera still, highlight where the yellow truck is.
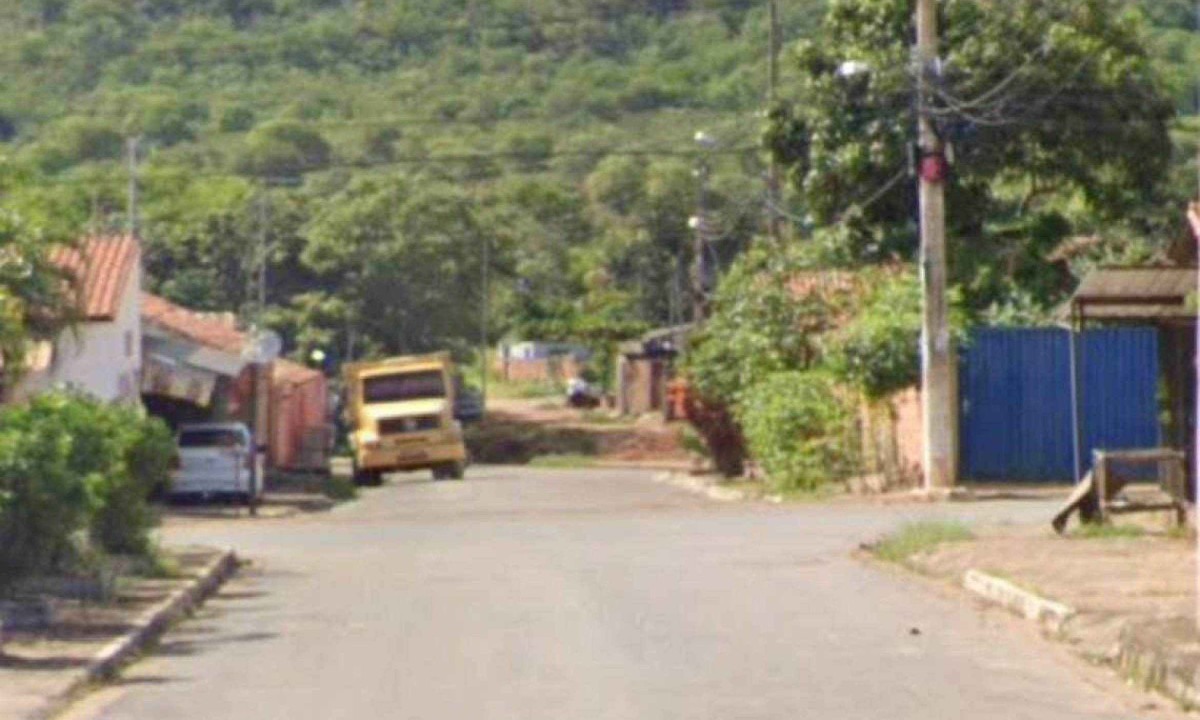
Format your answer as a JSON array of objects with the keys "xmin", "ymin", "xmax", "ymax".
[{"xmin": 343, "ymin": 352, "xmax": 468, "ymax": 485}]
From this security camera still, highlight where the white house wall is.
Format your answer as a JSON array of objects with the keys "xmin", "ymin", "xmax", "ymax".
[{"xmin": 18, "ymin": 264, "xmax": 142, "ymax": 403}]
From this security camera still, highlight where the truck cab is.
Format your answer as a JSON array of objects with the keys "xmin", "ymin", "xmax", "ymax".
[{"xmin": 343, "ymin": 353, "xmax": 468, "ymax": 485}]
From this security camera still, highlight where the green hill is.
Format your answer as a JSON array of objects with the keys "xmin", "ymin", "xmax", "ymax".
[{"xmin": 0, "ymin": 0, "xmax": 1194, "ymax": 364}]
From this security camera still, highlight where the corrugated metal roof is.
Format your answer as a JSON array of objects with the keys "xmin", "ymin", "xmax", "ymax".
[
  {"xmin": 52, "ymin": 235, "xmax": 139, "ymax": 321},
  {"xmin": 1071, "ymin": 266, "xmax": 1196, "ymax": 321}
]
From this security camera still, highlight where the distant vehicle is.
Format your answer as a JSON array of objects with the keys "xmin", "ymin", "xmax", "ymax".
[
  {"xmin": 566, "ymin": 377, "xmax": 601, "ymax": 409},
  {"xmin": 171, "ymin": 423, "xmax": 264, "ymax": 503},
  {"xmin": 343, "ymin": 352, "xmax": 468, "ymax": 485},
  {"xmin": 453, "ymin": 375, "xmax": 485, "ymax": 424}
]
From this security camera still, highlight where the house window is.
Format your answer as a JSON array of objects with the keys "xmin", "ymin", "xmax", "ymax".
[{"xmin": 124, "ymin": 330, "xmax": 134, "ymax": 358}]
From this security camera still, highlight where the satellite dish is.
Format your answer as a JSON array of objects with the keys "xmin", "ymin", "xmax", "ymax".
[{"xmin": 242, "ymin": 328, "xmax": 283, "ymax": 363}]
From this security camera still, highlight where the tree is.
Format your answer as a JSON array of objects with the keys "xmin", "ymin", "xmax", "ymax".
[
  {"xmin": 766, "ymin": 0, "xmax": 1176, "ymax": 311},
  {"xmin": 236, "ymin": 121, "xmax": 332, "ymax": 179},
  {"xmin": 301, "ymin": 175, "xmax": 488, "ymax": 357},
  {"xmin": 0, "ymin": 210, "xmax": 76, "ymax": 396}
]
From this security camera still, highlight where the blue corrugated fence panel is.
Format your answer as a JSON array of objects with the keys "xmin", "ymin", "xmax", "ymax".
[{"xmin": 959, "ymin": 327, "xmax": 1159, "ymax": 483}]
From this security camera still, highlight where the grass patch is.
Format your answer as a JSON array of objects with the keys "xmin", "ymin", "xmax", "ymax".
[
  {"xmin": 131, "ymin": 545, "xmax": 185, "ymax": 579},
  {"xmin": 1166, "ymin": 524, "xmax": 1193, "ymax": 540},
  {"xmin": 489, "ymin": 379, "xmax": 563, "ymax": 399},
  {"xmin": 579, "ymin": 410, "xmax": 626, "ymax": 425},
  {"xmin": 1069, "ymin": 522, "xmax": 1146, "ymax": 540},
  {"xmin": 871, "ymin": 521, "xmax": 974, "ymax": 564},
  {"xmin": 527, "ymin": 453, "xmax": 600, "ymax": 469},
  {"xmin": 323, "ymin": 474, "xmax": 359, "ymax": 501}
]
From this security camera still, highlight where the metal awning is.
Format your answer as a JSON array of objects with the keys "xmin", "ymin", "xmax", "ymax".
[
  {"xmin": 143, "ymin": 333, "xmax": 246, "ymax": 377},
  {"xmin": 1070, "ymin": 266, "xmax": 1196, "ymax": 323},
  {"xmin": 141, "ymin": 353, "xmax": 219, "ymax": 407}
]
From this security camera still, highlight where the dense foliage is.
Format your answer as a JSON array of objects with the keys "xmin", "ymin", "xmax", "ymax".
[
  {"xmin": 766, "ymin": 0, "xmax": 1184, "ymax": 314},
  {"xmin": 0, "ymin": 393, "xmax": 173, "ymax": 584},
  {"xmin": 738, "ymin": 371, "xmax": 857, "ymax": 492},
  {"xmin": 0, "ymin": 1, "xmax": 1192, "ymax": 365},
  {"xmin": 0, "ymin": 0, "xmax": 831, "ymax": 364}
]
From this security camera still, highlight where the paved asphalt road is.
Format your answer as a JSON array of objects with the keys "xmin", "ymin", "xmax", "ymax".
[{"xmin": 65, "ymin": 467, "xmax": 1180, "ymax": 720}]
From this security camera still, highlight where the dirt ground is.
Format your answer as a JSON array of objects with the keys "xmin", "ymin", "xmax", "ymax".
[
  {"xmin": 0, "ymin": 546, "xmax": 225, "ymax": 720},
  {"xmin": 910, "ymin": 505, "xmax": 1194, "ymax": 662},
  {"xmin": 470, "ymin": 397, "xmax": 694, "ymax": 466}
]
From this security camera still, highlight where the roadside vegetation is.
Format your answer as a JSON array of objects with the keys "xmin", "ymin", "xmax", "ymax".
[
  {"xmin": 0, "ymin": 1, "xmax": 1196, "ymax": 501},
  {"xmin": 0, "ymin": 392, "xmax": 175, "ymax": 590},
  {"xmin": 1069, "ymin": 523, "xmax": 1148, "ymax": 540},
  {"xmin": 870, "ymin": 521, "xmax": 975, "ymax": 566},
  {"xmin": 681, "ymin": 0, "xmax": 1190, "ymax": 492}
]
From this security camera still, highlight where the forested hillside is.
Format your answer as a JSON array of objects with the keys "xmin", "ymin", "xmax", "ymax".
[{"xmin": 0, "ymin": 0, "xmax": 1195, "ymax": 367}]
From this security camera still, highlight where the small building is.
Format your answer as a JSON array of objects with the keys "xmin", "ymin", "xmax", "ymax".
[
  {"xmin": 617, "ymin": 325, "xmax": 691, "ymax": 417},
  {"xmin": 1067, "ymin": 265, "xmax": 1195, "ymax": 482},
  {"xmin": 13, "ymin": 235, "xmax": 142, "ymax": 403},
  {"xmin": 141, "ymin": 293, "xmax": 330, "ymax": 470},
  {"xmin": 495, "ymin": 341, "xmax": 591, "ymax": 383},
  {"xmin": 141, "ymin": 292, "xmax": 256, "ymax": 428}
]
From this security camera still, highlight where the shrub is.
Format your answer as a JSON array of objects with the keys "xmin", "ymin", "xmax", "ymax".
[
  {"xmin": 682, "ymin": 393, "xmax": 745, "ymax": 478},
  {"xmin": 829, "ymin": 272, "xmax": 964, "ymax": 401},
  {"xmin": 0, "ymin": 396, "xmax": 98, "ymax": 583},
  {"xmin": 91, "ymin": 404, "xmax": 174, "ymax": 555},
  {"xmin": 738, "ymin": 371, "xmax": 858, "ymax": 492},
  {"xmin": 0, "ymin": 393, "xmax": 173, "ymax": 585}
]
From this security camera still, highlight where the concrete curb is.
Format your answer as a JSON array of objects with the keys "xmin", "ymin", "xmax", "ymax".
[
  {"xmin": 29, "ymin": 548, "xmax": 239, "ymax": 720},
  {"xmin": 1114, "ymin": 618, "xmax": 1200, "ymax": 709},
  {"xmin": 651, "ymin": 471, "xmax": 757, "ymax": 502},
  {"xmin": 962, "ymin": 569, "xmax": 1075, "ymax": 634}
]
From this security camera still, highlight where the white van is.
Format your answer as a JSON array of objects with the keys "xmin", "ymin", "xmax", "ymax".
[{"xmin": 171, "ymin": 423, "xmax": 264, "ymax": 502}]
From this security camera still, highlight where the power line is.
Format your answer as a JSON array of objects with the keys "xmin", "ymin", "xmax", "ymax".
[{"xmin": 10, "ymin": 144, "xmax": 761, "ymax": 189}]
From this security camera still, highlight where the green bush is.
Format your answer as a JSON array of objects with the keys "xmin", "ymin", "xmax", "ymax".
[
  {"xmin": 829, "ymin": 272, "xmax": 965, "ymax": 401},
  {"xmin": 0, "ymin": 396, "xmax": 99, "ymax": 583},
  {"xmin": 738, "ymin": 371, "xmax": 858, "ymax": 492},
  {"xmin": 91, "ymin": 404, "xmax": 174, "ymax": 555},
  {"xmin": 0, "ymin": 393, "xmax": 174, "ymax": 585}
]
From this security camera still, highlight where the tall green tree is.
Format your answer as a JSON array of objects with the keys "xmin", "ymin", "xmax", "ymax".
[{"xmin": 766, "ymin": 0, "xmax": 1176, "ymax": 310}]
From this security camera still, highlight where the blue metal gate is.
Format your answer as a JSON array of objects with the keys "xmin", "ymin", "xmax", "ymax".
[{"xmin": 959, "ymin": 327, "xmax": 1160, "ymax": 482}]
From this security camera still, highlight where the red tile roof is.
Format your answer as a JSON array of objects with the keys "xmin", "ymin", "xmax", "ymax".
[
  {"xmin": 142, "ymin": 292, "xmax": 247, "ymax": 355},
  {"xmin": 52, "ymin": 235, "xmax": 139, "ymax": 321}
]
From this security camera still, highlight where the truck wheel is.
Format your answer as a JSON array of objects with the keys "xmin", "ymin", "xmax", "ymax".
[
  {"xmin": 449, "ymin": 463, "xmax": 465, "ymax": 480},
  {"xmin": 352, "ymin": 462, "xmax": 382, "ymax": 487}
]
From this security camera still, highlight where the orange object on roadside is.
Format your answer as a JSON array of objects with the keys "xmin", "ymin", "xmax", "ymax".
[{"xmin": 666, "ymin": 378, "xmax": 692, "ymax": 421}]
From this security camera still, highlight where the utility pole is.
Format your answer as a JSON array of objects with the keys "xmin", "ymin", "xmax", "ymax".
[
  {"xmin": 480, "ymin": 232, "xmax": 489, "ymax": 404},
  {"xmin": 257, "ymin": 191, "xmax": 268, "ymax": 322},
  {"xmin": 915, "ymin": 0, "xmax": 955, "ymax": 491},
  {"xmin": 126, "ymin": 136, "xmax": 140, "ymax": 238},
  {"xmin": 766, "ymin": 0, "xmax": 783, "ymax": 243},
  {"xmin": 1191, "ymin": 0, "xmax": 1200, "ymax": 633},
  {"xmin": 690, "ymin": 141, "xmax": 713, "ymax": 322}
]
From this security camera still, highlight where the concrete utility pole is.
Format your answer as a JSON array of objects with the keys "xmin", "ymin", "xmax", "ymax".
[
  {"xmin": 915, "ymin": 0, "xmax": 956, "ymax": 490},
  {"xmin": 691, "ymin": 132, "xmax": 716, "ymax": 321},
  {"xmin": 1191, "ymin": 0, "xmax": 1200, "ymax": 633},
  {"xmin": 766, "ymin": 0, "xmax": 783, "ymax": 243},
  {"xmin": 126, "ymin": 136, "xmax": 141, "ymax": 238},
  {"xmin": 480, "ymin": 232, "xmax": 489, "ymax": 404}
]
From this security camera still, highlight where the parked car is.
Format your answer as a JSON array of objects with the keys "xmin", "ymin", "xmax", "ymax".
[
  {"xmin": 171, "ymin": 423, "xmax": 264, "ymax": 503},
  {"xmin": 454, "ymin": 384, "xmax": 485, "ymax": 424}
]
